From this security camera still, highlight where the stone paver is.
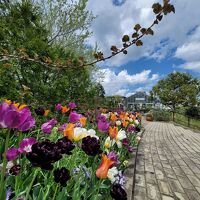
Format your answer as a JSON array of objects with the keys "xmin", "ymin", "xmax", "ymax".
[{"xmin": 133, "ymin": 121, "xmax": 200, "ymax": 200}]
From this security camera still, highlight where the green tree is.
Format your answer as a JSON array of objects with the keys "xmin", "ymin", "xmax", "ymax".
[
  {"xmin": 0, "ymin": 0, "xmax": 96, "ymax": 105},
  {"xmin": 151, "ymin": 72, "xmax": 200, "ymax": 119}
]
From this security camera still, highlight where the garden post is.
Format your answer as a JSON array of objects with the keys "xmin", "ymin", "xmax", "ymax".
[
  {"xmin": 188, "ymin": 117, "xmax": 190, "ymax": 127},
  {"xmin": 172, "ymin": 112, "xmax": 175, "ymax": 122}
]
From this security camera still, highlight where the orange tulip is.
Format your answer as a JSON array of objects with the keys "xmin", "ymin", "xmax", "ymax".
[
  {"xmin": 13, "ymin": 102, "xmax": 27, "ymax": 111},
  {"xmin": 44, "ymin": 110, "xmax": 50, "ymax": 117},
  {"xmin": 80, "ymin": 117, "xmax": 87, "ymax": 127},
  {"xmin": 109, "ymin": 126, "xmax": 118, "ymax": 139},
  {"xmin": 110, "ymin": 113, "xmax": 117, "ymax": 122},
  {"xmin": 96, "ymin": 154, "xmax": 115, "ymax": 179},
  {"xmin": 119, "ymin": 112, "xmax": 126, "ymax": 120},
  {"xmin": 64, "ymin": 123, "xmax": 75, "ymax": 140},
  {"xmin": 62, "ymin": 106, "xmax": 70, "ymax": 113},
  {"xmin": 122, "ymin": 120, "xmax": 128, "ymax": 128},
  {"xmin": 4, "ymin": 99, "xmax": 12, "ymax": 105}
]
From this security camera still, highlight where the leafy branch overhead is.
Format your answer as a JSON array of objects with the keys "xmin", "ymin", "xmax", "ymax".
[{"xmin": 0, "ymin": 0, "xmax": 175, "ymax": 69}]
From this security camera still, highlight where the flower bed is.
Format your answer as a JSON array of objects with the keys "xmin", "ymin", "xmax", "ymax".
[{"xmin": 0, "ymin": 100, "xmax": 142, "ymax": 200}]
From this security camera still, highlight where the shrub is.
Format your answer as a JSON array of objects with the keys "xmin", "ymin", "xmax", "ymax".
[
  {"xmin": 152, "ymin": 109, "xmax": 170, "ymax": 121},
  {"xmin": 185, "ymin": 107, "xmax": 200, "ymax": 119}
]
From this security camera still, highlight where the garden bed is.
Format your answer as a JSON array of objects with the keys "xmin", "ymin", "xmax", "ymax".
[{"xmin": 0, "ymin": 100, "xmax": 142, "ymax": 200}]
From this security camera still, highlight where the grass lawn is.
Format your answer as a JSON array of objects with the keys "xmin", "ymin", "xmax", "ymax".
[{"xmin": 172, "ymin": 113, "xmax": 200, "ymax": 131}]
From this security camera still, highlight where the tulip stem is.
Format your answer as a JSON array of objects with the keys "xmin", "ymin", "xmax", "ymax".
[
  {"xmin": 52, "ymin": 184, "xmax": 59, "ymax": 200},
  {"xmin": 0, "ymin": 129, "xmax": 11, "ymax": 200},
  {"xmin": 25, "ymin": 169, "xmax": 39, "ymax": 199}
]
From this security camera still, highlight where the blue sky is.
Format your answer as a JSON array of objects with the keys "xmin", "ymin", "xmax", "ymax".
[{"xmin": 87, "ymin": 0, "xmax": 200, "ymax": 96}]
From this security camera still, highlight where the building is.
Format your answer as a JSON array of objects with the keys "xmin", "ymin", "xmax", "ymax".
[{"xmin": 124, "ymin": 92, "xmax": 155, "ymax": 110}]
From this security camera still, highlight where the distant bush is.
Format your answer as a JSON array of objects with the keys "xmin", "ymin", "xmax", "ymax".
[
  {"xmin": 185, "ymin": 107, "xmax": 200, "ymax": 119},
  {"xmin": 152, "ymin": 109, "xmax": 171, "ymax": 121}
]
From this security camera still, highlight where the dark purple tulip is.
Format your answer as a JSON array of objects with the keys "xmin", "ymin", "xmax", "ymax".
[
  {"xmin": 81, "ymin": 136, "xmax": 101, "ymax": 156},
  {"xmin": 97, "ymin": 120, "xmax": 109, "ymax": 133},
  {"xmin": 68, "ymin": 102, "xmax": 76, "ymax": 109},
  {"xmin": 26, "ymin": 140, "xmax": 62, "ymax": 170},
  {"xmin": 56, "ymin": 137, "xmax": 75, "ymax": 155},
  {"xmin": 9, "ymin": 164, "xmax": 21, "ymax": 176},
  {"xmin": 34, "ymin": 107, "xmax": 45, "ymax": 116},
  {"xmin": 122, "ymin": 138, "xmax": 129, "ymax": 147},
  {"xmin": 69, "ymin": 112, "xmax": 81, "ymax": 123},
  {"xmin": 6, "ymin": 147, "xmax": 19, "ymax": 161},
  {"xmin": 18, "ymin": 137, "xmax": 37, "ymax": 153},
  {"xmin": 41, "ymin": 119, "xmax": 57, "ymax": 134},
  {"xmin": 54, "ymin": 167, "xmax": 71, "ymax": 186},
  {"xmin": 110, "ymin": 184, "xmax": 127, "ymax": 200}
]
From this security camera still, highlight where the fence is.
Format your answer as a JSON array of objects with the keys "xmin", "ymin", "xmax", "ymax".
[{"xmin": 171, "ymin": 112, "xmax": 200, "ymax": 130}]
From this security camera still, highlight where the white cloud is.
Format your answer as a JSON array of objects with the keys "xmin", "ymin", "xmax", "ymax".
[
  {"xmin": 95, "ymin": 68, "xmax": 159, "ymax": 96},
  {"xmin": 175, "ymin": 26, "xmax": 200, "ymax": 72},
  {"xmin": 87, "ymin": 0, "xmax": 200, "ymax": 67}
]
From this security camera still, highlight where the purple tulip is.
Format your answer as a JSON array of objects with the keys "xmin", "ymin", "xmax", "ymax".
[
  {"xmin": 18, "ymin": 137, "xmax": 37, "ymax": 153},
  {"xmin": 97, "ymin": 120, "xmax": 109, "ymax": 132},
  {"xmin": 0, "ymin": 102, "xmax": 35, "ymax": 132},
  {"xmin": 55, "ymin": 103, "xmax": 62, "ymax": 111},
  {"xmin": 58, "ymin": 123, "xmax": 68, "ymax": 132},
  {"xmin": 41, "ymin": 119, "xmax": 57, "ymax": 134},
  {"xmin": 69, "ymin": 112, "xmax": 81, "ymax": 123},
  {"xmin": 128, "ymin": 146, "xmax": 136, "ymax": 153},
  {"xmin": 127, "ymin": 125, "xmax": 136, "ymax": 133},
  {"xmin": 6, "ymin": 147, "xmax": 19, "ymax": 161},
  {"xmin": 108, "ymin": 151, "xmax": 119, "ymax": 164},
  {"xmin": 68, "ymin": 102, "xmax": 76, "ymax": 109},
  {"xmin": 96, "ymin": 114, "xmax": 107, "ymax": 122}
]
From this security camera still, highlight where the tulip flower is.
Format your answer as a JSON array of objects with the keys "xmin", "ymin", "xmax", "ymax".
[
  {"xmin": 96, "ymin": 154, "xmax": 116, "ymax": 179},
  {"xmin": 69, "ymin": 112, "xmax": 81, "ymax": 123},
  {"xmin": 79, "ymin": 117, "xmax": 87, "ymax": 127},
  {"xmin": 98, "ymin": 120, "xmax": 109, "ymax": 133},
  {"xmin": 61, "ymin": 106, "xmax": 70, "ymax": 113},
  {"xmin": 68, "ymin": 102, "xmax": 76, "ymax": 109},
  {"xmin": 64, "ymin": 123, "xmax": 75, "ymax": 140},
  {"xmin": 104, "ymin": 137, "xmax": 115, "ymax": 149},
  {"xmin": 73, "ymin": 127, "xmax": 87, "ymax": 142},
  {"xmin": 6, "ymin": 147, "xmax": 19, "ymax": 161},
  {"xmin": 41, "ymin": 119, "xmax": 57, "ymax": 134},
  {"xmin": 0, "ymin": 102, "xmax": 35, "ymax": 132},
  {"xmin": 109, "ymin": 127, "xmax": 118, "ymax": 139},
  {"xmin": 44, "ymin": 110, "xmax": 50, "ymax": 117},
  {"xmin": 18, "ymin": 137, "xmax": 37, "ymax": 153},
  {"xmin": 55, "ymin": 103, "xmax": 62, "ymax": 111},
  {"xmin": 110, "ymin": 113, "xmax": 118, "ymax": 122}
]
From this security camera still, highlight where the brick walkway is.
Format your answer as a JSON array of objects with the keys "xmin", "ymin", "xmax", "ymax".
[{"xmin": 134, "ymin": 122, "xmax": 200, "ymax": 200}]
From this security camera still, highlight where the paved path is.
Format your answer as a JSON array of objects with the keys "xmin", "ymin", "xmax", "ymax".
[{"xmin": 133, "ymin": 122, "xmax": 200, "ymax": 200}]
